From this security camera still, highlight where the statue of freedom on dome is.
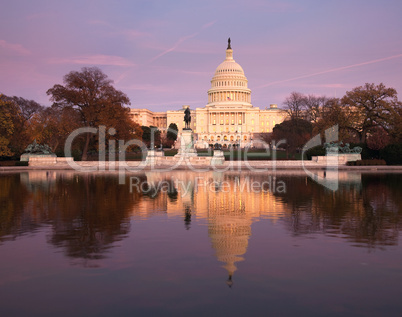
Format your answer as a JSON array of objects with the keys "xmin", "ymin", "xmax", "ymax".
[{"xmin": 184, "ymin": 107, "xmax": 191, "ymax": 130}]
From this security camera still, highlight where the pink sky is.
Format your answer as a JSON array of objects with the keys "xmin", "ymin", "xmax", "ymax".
[{"xmin": 1, "ymin": 0, "xmax": 402, "ymax": 111}]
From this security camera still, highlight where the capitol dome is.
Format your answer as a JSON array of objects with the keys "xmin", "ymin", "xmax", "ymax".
[
  {"xmin": 214, "ymin": 55, "xmax": 245, "ymax": 75},
  {"xmin": 208, "ymin": 38, "xmax": 251, "ymax": 106}
]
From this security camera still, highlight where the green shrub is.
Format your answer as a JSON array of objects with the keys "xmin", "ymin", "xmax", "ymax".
[
  {"xmin": 162, "ymin": 149, "xmax": 178, "ymax": 157},
  {"xmin": 304, "ymin": 143, "xmax": 380, "ymax": 160},
  {"xmin": 380, "ymin": 143, "xmax": 402, "ymax": 165},
  {"xmin": 304, "ymin": 145, "xmax": 326, "ymax": 160},
  {"xmin": 346, "ymin": 159, "xmax": 386, "ymax": 166},
  {"xmin": 347, "ymin": 143, "xmax": 379, "ymax": 160}
]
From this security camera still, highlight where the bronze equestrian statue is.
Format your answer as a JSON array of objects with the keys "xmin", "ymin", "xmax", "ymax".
[{"xmin": 184, "ymin": 107, "xmax": 191, "ymax": 130}]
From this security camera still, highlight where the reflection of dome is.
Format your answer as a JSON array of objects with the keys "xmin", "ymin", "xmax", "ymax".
[
  {"xmin": 209, "ymin": 214, "xmax": 252, "ymax": 287},
  {"xmin": 207, "ymin": 39, "xmax": 251, "ymax": 106}
]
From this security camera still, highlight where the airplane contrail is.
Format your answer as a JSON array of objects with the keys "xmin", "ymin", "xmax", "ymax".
[
  {"xmin": 150, "ymin": 20, "xmax": 216, "ymax": 63},
  {"xmin": 256, "ymin": 53, "xmax": 402, "ymax": 88}
]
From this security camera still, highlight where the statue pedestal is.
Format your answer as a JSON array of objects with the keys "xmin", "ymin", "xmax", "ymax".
[
  {"xmin": 145, "ymin": 149, "xmax": 157, "ymax": 164},
  {"xmin": 312, "ymin": 153, "xmax": 362, "ymax": 166},
  {"xmin": 175, "ymin": 129, "xmax": 197, "ymax": 158},
  {"xmin": 211, "ymin": 150, "xmax": 225, "ymax": 166},
  {"xmin": 328, "ymin": 153, "xmax": 361, "ymax": 165}
]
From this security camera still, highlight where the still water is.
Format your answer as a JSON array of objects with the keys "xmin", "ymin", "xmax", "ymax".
[{"xmin": 0, "ymin": 171, "xmax": 402, "ymax": 317}]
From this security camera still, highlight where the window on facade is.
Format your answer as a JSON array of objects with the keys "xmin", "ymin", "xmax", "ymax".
[
  {"xmin": 220, "ymin": 119, "xmax": 223, "ymax": 125},
  {"xmin": 231, "ymin": 119, "xmax": 234, "ymax": 124},
  {"xmin": 251, "ymin": 119, "xmax": 254, "ymax": 125},
  {"xmin": 213, "ymin": 120, "xmax": 216, "ymax": 125},
  {"xmin": 226, "ymin": 119, "xmax": 229, "ymax": 124},
  {"xmin": 239, "ymin": 119, "xmax": 242, "ymax": 124}
]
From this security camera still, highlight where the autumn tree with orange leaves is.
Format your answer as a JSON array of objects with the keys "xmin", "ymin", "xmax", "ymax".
[{"xmin": 47, "ymin": 67, "xmax": 141, "ymax": 160}]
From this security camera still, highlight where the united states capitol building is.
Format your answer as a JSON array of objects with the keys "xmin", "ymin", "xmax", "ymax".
[{"xmin": 130, "ymin": 40, "xmax": 288, "ymax": 148}]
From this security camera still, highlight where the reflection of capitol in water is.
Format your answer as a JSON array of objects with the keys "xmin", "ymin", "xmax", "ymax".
[
  {"xmin": 134, "ymin": 171, "xmax": 287, "ymax": 285},
  {"xmin": 16, "ymin": 171, "xmax": 369, "ymax": 283},
  {"xmin": 207, "ymin": 193, "xmax": 252, "ymax": 287},
  {"xmin": 9, "ymin": 170, "xmax": 399, "ymax": 279}
]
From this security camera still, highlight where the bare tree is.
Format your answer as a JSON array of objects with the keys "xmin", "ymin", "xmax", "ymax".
[
  {"xmin": 10, "ymin": 96, "xmax": 44, "ymax": 121},
  {"xmin": 283, "ymin": 92, "xmax": 307, "ymax": 120},
  {"xmin": 305, "ymin": 94, "xmax": 328, "ymax": 123}
]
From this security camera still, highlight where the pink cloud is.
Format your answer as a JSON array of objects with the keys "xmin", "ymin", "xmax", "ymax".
[
  {"xmin": 0, "ymin": 39, "xmax": 31, "ymax": 56},
  {"xmin": 88, "ymin": 20, "xmax": 148, "ymax": 39},
  {"xmin": 48, "ymin": 54, "xmax": 135, "ymax": 67},
  {"xmin": 122, "ymin": 84, "xmax": 170, "ymax": 92},
  {"xmin": 179, "ymin": 70, "xmax": 211, "ymax": 76},
  {"xmin": 221, "ymin": 0, "xmax": 298, "ymax": 12},
  {"xmin": 298, "ymin": 83, "xmax": 348, "ymax": 89}
]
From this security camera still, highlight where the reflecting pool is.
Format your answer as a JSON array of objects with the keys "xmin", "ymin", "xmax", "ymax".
[{"xmin": 0, "ymin": 171, "xmax": 402, "ymax": 316}]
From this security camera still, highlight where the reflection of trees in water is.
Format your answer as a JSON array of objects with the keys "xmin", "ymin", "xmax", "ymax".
[
  {"xmin": 356, "ymin": 174, "xmax": 402, "ymax": 248},
  {"xmin": 0, "ymin": 172, "xmax": 141, "ymax": 264},
  {"xmin": 47, "ymin": 174, "xmax": 139, "ymax": 263},
  {"xmin": 274, "ymin": 174, "xmax": 402, "ymax": 249},
  {"xmin": 0, "ymin": 174, "xmax": 39, "ymax": 242}
]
